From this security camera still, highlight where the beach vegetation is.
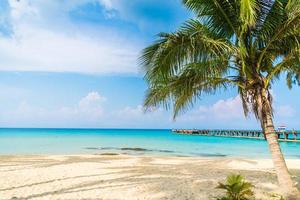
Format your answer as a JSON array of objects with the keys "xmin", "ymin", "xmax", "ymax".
[
  {"xmin": 216, "ymin": 174, "xmax": 254, "ymax": 200},
  {"xmin": 140, "ymin": 0, "xmax": 300, "ymax": 198}
]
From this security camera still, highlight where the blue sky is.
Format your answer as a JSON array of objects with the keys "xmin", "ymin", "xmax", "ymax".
[{"xmin": 0, "ymin": 0, "xmax": 299, "ymax": 129}]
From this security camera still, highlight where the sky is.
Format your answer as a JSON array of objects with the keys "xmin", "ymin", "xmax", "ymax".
[{"xmin": 0, "ymin": 0, "xmax": 299, "ymax": 129}]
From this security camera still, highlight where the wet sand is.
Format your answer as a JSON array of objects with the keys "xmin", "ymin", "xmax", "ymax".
[{"xmin": 0, "ymin": 155, "xmax": 299, "ymax": 200}]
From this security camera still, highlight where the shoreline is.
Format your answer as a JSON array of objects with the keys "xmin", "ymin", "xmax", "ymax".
[
  {"xmin": 0, "ymin": 154, "xmax": 299, "ymax": 200},
  {"xmin": 1, "ymin": 150, "xmax": 300, "ymax": 160}
]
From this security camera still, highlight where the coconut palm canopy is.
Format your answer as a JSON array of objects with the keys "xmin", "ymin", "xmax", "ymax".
[
  {"xmin": 140, "ymin": 0, "xmax": 300, "ymax": 198},
  {"xmin": 141, "ymin": 0, "xmax": 300, "ymax": 121}
]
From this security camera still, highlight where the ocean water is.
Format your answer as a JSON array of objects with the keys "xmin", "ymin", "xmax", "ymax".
[{"xmin": 0, "ymin": 128, "xmax": 299, "ymax": 158}]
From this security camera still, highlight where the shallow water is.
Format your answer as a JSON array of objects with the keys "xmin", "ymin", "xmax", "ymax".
[{"xmin": 0, "ymin": 128, "xmax": 299, "ymax": 158}]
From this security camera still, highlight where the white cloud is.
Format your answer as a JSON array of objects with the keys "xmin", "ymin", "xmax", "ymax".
[
  {"xmin": 175, "ymin": 95, "xmax": 299, "ymax": 129},
  {"xmin": 0, "ymin": 98, "xmax": 172, "ymax": 128},
  {"xmin": 0, "ymin": 92, "xmax": 107, "ymax": 127},
  {"xmin": 79, "ymin": 92, "xmax": 106, "ymax": 108},
  {"xmin": 1, "ymin": 27, "xmax": 139, "ymax": 73},
  {"xmin": 175, "ymin": 96, "xmax": 261, "ymax": 129},
  {"xmin": 117, "ymin": 105, "xmax": 144, "ymax": 118},
  {"xmin": 77, "ymin": 92, "xmax": 106, "ymax": 117},
  {"xmin": 204, "ymin": 96, "xmax": 244, "ymax": 119},
  {"xmin": 0, "ymin": 0, "xmax": 142, "ymax": 74},
  {"xmin": 98, "ymin": 0, "xmax": 113, "ymax": 10},
  {"xmin": 116, "ymin": 105, "xmax": 164, "ymax": 120},
  {"xmin": 0, "ymin": 90, "xmax": 292, "ymax": 128},
  {"xmin": 58, "ymin": 91, "xmax": 107, "ymax": 121},
  {"xmin": 110, "ymin": 105, "xmax": 171, "ymax": 127},
  {"xmin": 179, "ymin": 96, "xmax": 245, "ymax": 122}
]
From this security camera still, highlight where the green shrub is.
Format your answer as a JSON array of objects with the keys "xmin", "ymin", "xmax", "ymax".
[{"xmin": 216, "ymin": 174, "xmax": 255, "ymax": 200}]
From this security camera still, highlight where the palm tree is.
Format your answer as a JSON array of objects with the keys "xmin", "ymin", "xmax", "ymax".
[{"xmin": 140, "ymin": 0, "xmax": 300, "ymax": 198}]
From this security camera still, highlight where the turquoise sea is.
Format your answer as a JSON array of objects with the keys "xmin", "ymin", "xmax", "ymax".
[{"xmin": 0, "ymin": 128, "xmax": 299, "ymax": 158}]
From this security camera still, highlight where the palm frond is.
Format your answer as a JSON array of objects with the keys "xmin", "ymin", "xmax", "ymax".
[
  {"xmin": 182, "ymin": 0, "xmax": 239, "ymax": 37},
  {"xmin": 144, "ymin": 59, "xmax": 232, "ymax": 119},
  {"xmin": 140, "ymin": 19, "xmax": 233, "ymax": 81},
  {"xmin": 240, "ymin": 0, "xmax": 258, "ymax": 31},
  {"xmin": 257, "ymin": 1, "xmax": 300, "ymax": 68},
  {"xmin": 255, "ymin": 0, "xmax": 287, "ymax": 41},
  {"xmin": 267, "ymin": 48, "xmax": 300, "ymax": 84}
]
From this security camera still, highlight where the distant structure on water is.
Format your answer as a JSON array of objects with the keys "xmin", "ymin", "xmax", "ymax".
[
  {"xmin": 172, "ymin": 127, "xmax": 299, "ymax": 143},
  {"xmin": 277, "ymin": 125, "xmax": 286, "ymax": 132}
]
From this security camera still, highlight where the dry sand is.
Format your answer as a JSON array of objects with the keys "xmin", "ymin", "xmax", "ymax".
[{"xmin": 0, "ymin": 154, "xmax": 299, "ymax": 200}]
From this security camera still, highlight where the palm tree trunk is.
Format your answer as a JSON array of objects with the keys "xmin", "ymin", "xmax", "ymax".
[{"xmin": 259, "ymin": 89, "xmax": 299, "ymax": 199}]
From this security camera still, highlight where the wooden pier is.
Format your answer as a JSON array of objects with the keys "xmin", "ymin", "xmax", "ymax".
[{"xmin": 172, "ymin": 129, "xmax": 300, "ymax": 142}]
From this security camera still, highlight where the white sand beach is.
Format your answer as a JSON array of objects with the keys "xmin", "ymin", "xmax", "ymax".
[{"xmin": 0, "ymin": 155, "xmax": 299, "ymax": 200}]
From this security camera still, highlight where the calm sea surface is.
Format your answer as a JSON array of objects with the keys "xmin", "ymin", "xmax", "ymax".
[{"xmin": 0, "ymin": 128, "xmax": 299, "ymax": 158}]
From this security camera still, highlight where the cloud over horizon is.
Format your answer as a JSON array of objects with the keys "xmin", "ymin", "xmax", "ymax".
[
  {"xmin": 0, "ymin": 91, "xmax": 107, "ymax": 127},
  {"xmin": 0, "ymin": 87, "xmax": 297, "ymax": 129}
]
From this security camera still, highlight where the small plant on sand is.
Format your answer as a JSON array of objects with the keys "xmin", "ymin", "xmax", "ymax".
[{"xmin": 216, "ymin": 174, "xmax": 255, "ymax": 200}]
